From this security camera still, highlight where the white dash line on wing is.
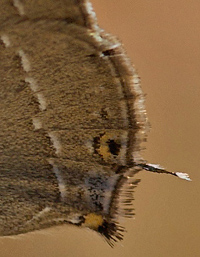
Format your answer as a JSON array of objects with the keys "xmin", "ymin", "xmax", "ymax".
[
  {"xmin": 32, "ymin": 117, "xmax": 42, "ymax": 130},
  {"xmin": 0, "ymin": 35, "xmax": 11, "ymax": 47},
  {"xmin": 25, "ymin": 77, "xmax": 47, "ymax": 111},
  {"xmin": 18, "ymin": 49, "xmax": 31, "ymax": 72},
  {"xmin": 22, "ymin": 54, "xmax": 62, "ymax": 159},
  {"xmin": 48, "ymin": 132, "xmax": 62, "ymax": 155},
  {"xmin": 36, "ymin": 92, "xmax": 47, "ymax": 111},
  {"xmin": 48, "ymin": 159, "xmax": 66, "ymax": 199},
  {"xmin": 26, "ymin": 207, "xmax": 51, "ymax": 224},
  {"xmin": 13, "ymin": 0, "xmax": 25, "ymax": 16},
  {"xmin": 25, "ymin": 77, "xmax": 39, "ymax": 92}
]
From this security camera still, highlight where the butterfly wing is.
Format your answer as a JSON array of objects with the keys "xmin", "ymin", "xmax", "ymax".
[{"xmin": 0, "ymin": 0, "xmax": 146, "ymax": 243}]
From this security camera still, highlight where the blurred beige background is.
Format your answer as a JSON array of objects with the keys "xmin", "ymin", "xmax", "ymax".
[{"xmin": 1, "ymin": 0, "xmax": 200, "ymax": 256}]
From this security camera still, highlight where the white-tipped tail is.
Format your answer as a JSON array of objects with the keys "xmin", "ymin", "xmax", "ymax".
[
  {"xmin": 175, "ymin": 172, "xmax": 192, "ymax": 181},
  {"xmin": 137, "ymin": 163, "xmax": 191, "ymax": 181}
]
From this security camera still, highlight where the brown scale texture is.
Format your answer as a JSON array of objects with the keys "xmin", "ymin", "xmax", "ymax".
[{"xmin": 0, "ymin": 0, "xmax": 147, "ymax": 243}]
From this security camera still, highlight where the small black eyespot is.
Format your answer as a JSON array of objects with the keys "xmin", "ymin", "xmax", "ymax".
[
  {"xmin": 107, "ymin": 139, "xmax": 121, "ymax": 156},
  {"xmin": 102, "ymin": 49, "xmax": 115, "ymax": 56}
]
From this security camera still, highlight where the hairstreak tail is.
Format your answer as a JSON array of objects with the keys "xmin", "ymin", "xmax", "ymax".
[{"xmin": 0, "ymin": 0, "xmax": 191, "ymax": 246}]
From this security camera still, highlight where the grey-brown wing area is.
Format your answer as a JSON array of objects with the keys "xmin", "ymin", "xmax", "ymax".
[
  {"xmin": 0, "ymin": 0, "xmax": 147, "ymax": 237},
  {"xmin": 0, "ymin": 0, "xmax": 89, "ymax": 27}
]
